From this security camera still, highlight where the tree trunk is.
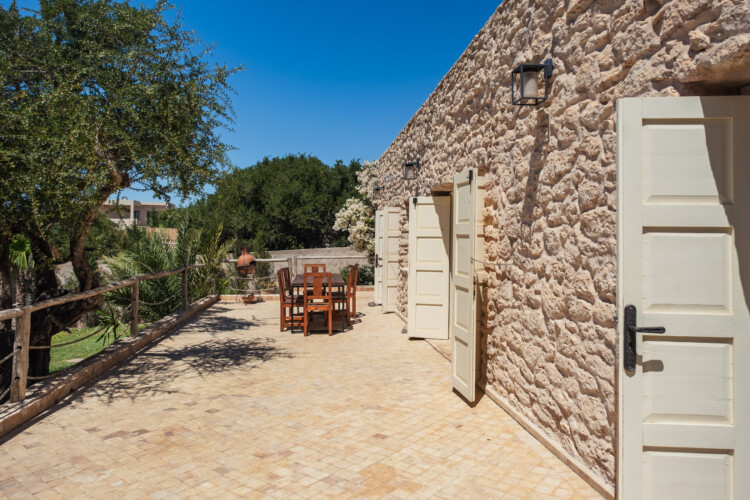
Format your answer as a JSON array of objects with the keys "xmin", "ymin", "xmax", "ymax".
[
  {"xmin": 0, "ymin": 238, "xmax": 13, "ymax": 401},
  {"xmin": 70, "ymin": 209, "xmax": 101, "ymax": 292},
  {"xmin": 25, "ymin": 205, "xmax": 107, "ymax": 380}
]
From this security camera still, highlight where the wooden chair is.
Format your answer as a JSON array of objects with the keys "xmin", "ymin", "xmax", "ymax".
[
  {"xmin": 278, "ymin": 268, "xmax": 302, "ymax": 331},
  {"xmin": 303, "ymin": 263, "xmax": 326, "ymax": 273},
  {"xmin": 334, "ymin": 265, "xmax": 358, "ymax": 325},
  {"xmin": 303, "ymin": 272, "xmax": 333, "ymax": 336},
  {"xmin": 347, "ymin": 265, "xmax": 358, "ymax": 324}
]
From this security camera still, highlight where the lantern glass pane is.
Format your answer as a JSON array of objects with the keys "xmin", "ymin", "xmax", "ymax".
[
  {"xmin": 522, "ymin": 70, "xmax": 539, "ymax": 98},
  {"xmin": 404, "ymin": 164, "xmax": 416, "ymax": 180}
]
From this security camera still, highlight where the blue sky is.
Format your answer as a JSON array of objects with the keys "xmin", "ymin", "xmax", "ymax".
[{"xmin": 11, "ymin": 1, "xmax": 500, "ymax": 203}]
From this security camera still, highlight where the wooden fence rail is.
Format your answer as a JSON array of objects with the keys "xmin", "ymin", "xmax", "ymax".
[{"xmin": 2, "ymin": 264, "xmax": 209, "ymax": 404}]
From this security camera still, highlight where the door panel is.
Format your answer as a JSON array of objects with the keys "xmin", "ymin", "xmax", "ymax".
[
  {"xmin": 408, "ymin": 196, "xmax": 451, "ymax": 339},
  {"xmin": 618, "ymin": 96, "xmax": 750, "ymax": 499},
  {"xmin": 374, "ymin": 210, "xmax": 384, "ymax": 304},
  {"xmin": 451, "ymin": 168, "xmax": 483, "ymax": 402},
  {"xmin": 383, "ymin": 207, "xmax": 400, "ymax": 313}
]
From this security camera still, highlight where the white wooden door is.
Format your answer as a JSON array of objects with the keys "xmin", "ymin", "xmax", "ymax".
[
  {"xmin": 374, "ymin": 210, "xmax": 384, "ymax": 305},
  {"xmin": 451, "ymin": 168, "xmax": 484, "ymax": 402},
  {"xmin": 383, "ymin": 207, "xmax": 400, "ymax": 313},
  {"xmin": 618, "ymin": 96, "xmax": 750, "ymax": 500},
  {"xmin": 408, "ymin": 196, "xmax": 451, "ymax": 339}
]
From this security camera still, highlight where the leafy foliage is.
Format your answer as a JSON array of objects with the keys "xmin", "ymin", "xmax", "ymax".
[
  {"xmin": 47, "ymin": 213, "xmax": 128, "ymax": 265},
  {"xmin": 103, "ymin": 222, "xmax": 233, "ymax": 322},
  {"xmin": 333, "ymin": 160, "xmax": 377, "ymax": 256},
  {"xmin": 9, "ymin": 234, "xmax": 32, "ymax": 271},
  {"xmin": 0, "ymin": 0, "xmax": 240, "ymax": 299},
  {"xmin": 339, "ymin": 264, "xmax": 374, "ymax": 286},
  {"xmin": 187, "ymin": 154, "xmax": 361, "ymax": 251},
  {"xmin": 0, "ymin": 0, "xmax": 240, "ymax": 387}
]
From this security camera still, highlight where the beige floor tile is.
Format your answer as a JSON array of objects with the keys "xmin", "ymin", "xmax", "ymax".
[{"xmin": 0, "ymin": 296, "xmax": 602, "ymax": 499}]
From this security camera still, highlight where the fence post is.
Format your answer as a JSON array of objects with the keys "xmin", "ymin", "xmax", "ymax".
[
  {"xmin": 131, "ymin": 278, "xmax": 139, "ymax": 337},
  {"xmin": 10, "ymin": 307, "xmax": 31, "ymax": 403},
  {"xmin": 182, "ymin": 266, "xmax": 188, "ymax": 311}
]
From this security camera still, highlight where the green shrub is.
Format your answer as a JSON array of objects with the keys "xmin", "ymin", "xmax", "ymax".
[{"xmin": 340, "ymin": 264, "xmax": 374, "ymax": 286}]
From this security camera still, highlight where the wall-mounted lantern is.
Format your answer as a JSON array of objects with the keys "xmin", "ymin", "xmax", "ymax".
[
  {"xmin": 372, "ymin": 184, "xmax": 382, "ymax": 199},
  {"xmin": 511, "ymin": 58, "xmax": 553, "ymax": 106},
  {"xmin": 403, "ymin": 159, "xmax": 420, "ymax": 180}
]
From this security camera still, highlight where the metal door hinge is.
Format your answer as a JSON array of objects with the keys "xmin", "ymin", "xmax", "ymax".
[{"xmin": 468, "ymin": 170, "xmax": 473, "ymax": 185}]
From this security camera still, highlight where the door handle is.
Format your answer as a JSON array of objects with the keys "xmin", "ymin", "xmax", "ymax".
[
  {"xmin": 375, "ymin": 254, "xmax": 380, "ymax": 267},
  {"xmin": 624, "ymin": 305, "xmax": 665, "ymax": 371}
]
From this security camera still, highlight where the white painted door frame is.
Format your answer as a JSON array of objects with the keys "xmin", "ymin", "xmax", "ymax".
[{"xmin": 618, "ymin": 96, "xmax": 750, "ymax": 499}]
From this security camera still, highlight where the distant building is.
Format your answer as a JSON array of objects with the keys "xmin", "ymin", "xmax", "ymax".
[{"xmin": 100, "ymin": 199, "xmax": 172, "ymax": 228}]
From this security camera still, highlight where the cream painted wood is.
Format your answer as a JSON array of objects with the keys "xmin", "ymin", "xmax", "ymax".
[
  {"xmin": 450, "ymin": 168, "xmax": 484, "ymax": 402},
  {"xmin": 383, "ymin": 207, "xmax": 401, "ymax": 313},
  {"xmin": 618, "ymin": 96, "xmax": 750, "ymax": 500},
  {"xmin": 374, "ymin": 210, "xmax": 384, "ymax": 305},
  {"xmin": 407, "ymin": 196, "xmax": 451, "ymax": 339}
]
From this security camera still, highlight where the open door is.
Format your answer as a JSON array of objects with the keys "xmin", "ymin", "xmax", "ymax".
[
  {"xmin": 618, "ymin": 97, "xmax": 750, "ymax": 499},
  {"xmin": 407, "ymin": 196, "xmax": 451, "ymax": 339},
  {"xmin": 383, "ymin": 207, "xmax": 400, "ymax": 313},
  {"xmin": 450, "ymin": 168, "xmax": 484, "ymax": 402},
  {"xmin": 374, "ymin": 210, "xmax": 384, "ymax": 305}
]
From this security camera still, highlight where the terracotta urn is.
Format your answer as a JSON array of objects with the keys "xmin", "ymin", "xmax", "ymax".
[
  {"xmin": 242, "ymin": 294, "xmax": 255, "ymax": 304},
  {"xmin": 237, "ymin": 247, "xmax": 256, "ymax": 276}
]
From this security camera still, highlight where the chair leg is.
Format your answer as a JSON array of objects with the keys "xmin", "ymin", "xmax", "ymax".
[
  {"xmin": 328, "ymin": 307, "xmax": 332, "ymax": 336},
  {"xmin": 280, "ymin": 303, "xmax": 285, "ymax": 331},
  {"xmin": 346, "ymin": 296, "xmax": 352, "ymax": 326},
  {"xmin": 304, "ymin": 308, "xmax": 309, "ymax": 336}
]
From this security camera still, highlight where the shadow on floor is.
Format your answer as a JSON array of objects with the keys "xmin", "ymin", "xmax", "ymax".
[
  {"xmin": 1, "ymin": 320, "xmax": 294, "ymax": 444},
  {"xmin": 176, "ymin": 306, "xmax": 267, "ymax": 334},
  {"xmin": 82, "ymin": 334, "xmax": 293, "ymax": 403}
]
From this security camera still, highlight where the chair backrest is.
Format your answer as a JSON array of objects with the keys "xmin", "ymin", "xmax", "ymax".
[
  {"xmin": 303, "ymin": 272, "xmax": 332, "ymax": 302},
  {"xmin": 277, "ymin": 267, "xmax": 291, "ymax": 298},
  {"xmin": 304, "ymin": 263, "xmax": 326, "ymax": 274},
  {"xmin": 348, "ymin": 265, "xmax": 358, "ymax": 295}
]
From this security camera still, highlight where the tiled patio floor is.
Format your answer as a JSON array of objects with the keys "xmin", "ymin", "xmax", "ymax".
[{"xmin": 0, "ymin": 294, "xmax": 602, "ymax": 499}]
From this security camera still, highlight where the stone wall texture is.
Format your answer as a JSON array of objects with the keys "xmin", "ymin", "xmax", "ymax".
[{"xmin": 376, "ymin": 0, "xmax": 749, "ymax": 487}]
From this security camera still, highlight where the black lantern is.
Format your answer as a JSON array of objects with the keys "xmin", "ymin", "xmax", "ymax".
[
  {"xmin": 372, "ymin": 184, "xmax": 382, "ymax": 199},
  {"xmin": 403, "ymin": 159, "xmax": 420, "ymax": 180},
  {"xmin": 511, "ymin": 58, "xmax": 553, "ymax": 106}
]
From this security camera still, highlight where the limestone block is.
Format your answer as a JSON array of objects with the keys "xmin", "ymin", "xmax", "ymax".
[
  {"xmin": 578, "ymin": 178, "xmax": 605, "ymax": 213},
  {"xmin": 655, "ymin": 0, "xmax": 713, "ymax": 40},
  {"xmin": 612, "ymin": 20, "xmax": 661, "ymax": 67},
  {"xmin": 575, "ymin": 59, "xmax": 603, "ymax": 94},
  {"xmin": 689, "ymin": 29, "xmax": 711, "ymax": 52},
  {"xmin": 571, "ymin": 269, "xmax": 597, "ymax": 305}
]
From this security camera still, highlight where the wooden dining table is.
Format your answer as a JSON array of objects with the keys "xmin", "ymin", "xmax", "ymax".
[{"xmin": 290, "ymin": 273, "xmax": 347, "ymax": 333}]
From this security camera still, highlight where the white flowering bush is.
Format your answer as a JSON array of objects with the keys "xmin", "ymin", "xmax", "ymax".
[
  {"xmin": 334, "ymin": 161, "xmax": 377, "ymax": 256},
  {"xmin": 355, "ymin": 160, "xmax": 378, "ymax": 200}
]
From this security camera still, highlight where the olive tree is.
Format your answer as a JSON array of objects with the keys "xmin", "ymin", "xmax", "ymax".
[{"xmin": 0, "ymin": 0, "xmax": 240, "ymax": 388}]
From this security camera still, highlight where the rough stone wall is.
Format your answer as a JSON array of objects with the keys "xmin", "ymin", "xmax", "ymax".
[{"xmin": 376, "ymin": 0, "xmax": 749, "ymax": 487}]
